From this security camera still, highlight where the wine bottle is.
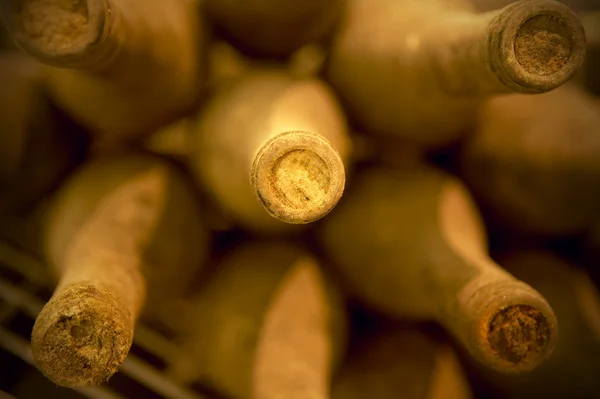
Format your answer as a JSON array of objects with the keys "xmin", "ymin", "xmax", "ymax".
[
  {"xmin": 333, "ymin": 328, "xmax": 473, "ymax": 399},
  {"xmin": 326, "ymin": 0, "xmax": 586, "ymax": 147},
  {"xmin": 0, "ymin": 51, "xmax": 86, "ymax": 217},
  {"xmin": 31, "ymin": 152, "xmax": 209, "ymax": 388},
  {"xmin": 476, "ymin": 251, "xmax": 600, "ymax": 399},
  {"xmin": 460, "ymin": 83, "xmax": 600, "ymax": 237},
  {"xmin": 472, "ymin": 6, "xmax": 598, "ymax": 48},
  {"xmin": 190, "ymin": 69, "xmax": 350, "ymax": 231},
  {"xmin": 167, "ymin": 240, "xmax": 347, "ymax": 399},
  {"xmin": 203, "ymin": 0, "xmax": 345, "ymax": 57},
  {"xmin": 318, "ymin": 165, "xmax": 558, "ymax": 373},
  {"xmin": 2, "ymin": 0, "xmax": 207, "ymax": 143}
]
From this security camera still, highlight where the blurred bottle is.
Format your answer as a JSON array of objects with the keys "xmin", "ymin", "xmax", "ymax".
[
  {"xmin": 460, "ymin": 84, "xmax": 600, "ymax": 237},
  {"xmin": 333, "ymin": 328, "xmax": 473, "ymax": 399},
  {"xmin": 2, "ymin": 0, "xmax": 208, "ymax": 144},
  {"xmin": 203, "ymin": 0, "xmax": 345, "ymax": 58},
  {"xmin": 318, "ymin": 164, "xmax": 557, "ymax": 374},
  {"xmin": 32, "ymin": 152, "xmax": 209, "ymax": 388},
  {"xmin": 326, "ymin": 0, "xmax": 586, "ymax": 148},
  {"xmin": 168, "ymin": 240, "xmax": 347, "ymax": 399}
]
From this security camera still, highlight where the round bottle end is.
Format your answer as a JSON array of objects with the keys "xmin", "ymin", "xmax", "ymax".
[
  {"xmin": 4, "ymin": 0, "xmax": 109, "ymax": 68},
  {"xmin": 252, "ymin": 131, "xmax": 346, "ymax": 224},
  {"xmin": 491, "ymin": 0, "xmax": 586, "ymax": 93},
  {"xmin": 469, "ymin": 282, "xmax": 558, "ymax": 373},
  {"xmin": 486, "ymin": 305, "xmax": 552, "ymax": 368},
  {"xmin": 31, "ymin": 284, "xmax": 134, "ymax": 388}
]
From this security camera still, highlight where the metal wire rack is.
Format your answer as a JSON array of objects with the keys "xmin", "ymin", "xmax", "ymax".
[{"xmin": 0, "ymin": 240, "xmax": 209, "ymax": 399}]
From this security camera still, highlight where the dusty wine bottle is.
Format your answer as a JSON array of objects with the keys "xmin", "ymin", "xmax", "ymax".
[
  {"xmin": 460, "ymin": 83, "xmax": 600, "ymax": 237},
  {"xmin": 318, "ymin": 165, "xmax": 558, "ymax": 373},
  {"xmin": 476, "ymin": 251, "xmax": 600, "ymax": 399},
  {"xmin": 190, "ymin": 69, "xmax": 350, "ymax": 232},
  {"xmin": 31, "ymin": 152, "xmax": 209, "ymax": 388},
  {"xmin": 333, "ymin": 328, "xmax": 473, "ymax": 399},
  {"xmin": 0, "ymin": 51, "xmax": 86, "ymax": 217},
  {"xmin": 203, "ymin": 0, "xmax": 345, "ymax": 58},
  {"xmin": 474, "ymin": 3, "xmax": 600, "ymax": 49},
  {"xmin": 1, "ymin": 0, "xmax": 207, "ymax": 143},
  {"xmin": 168, "ymin": 240, "xmax": 347, "ymax": 399},
  {"xmin": 326, "ymin": 0, "xmax": 586, "ymax": 147}
]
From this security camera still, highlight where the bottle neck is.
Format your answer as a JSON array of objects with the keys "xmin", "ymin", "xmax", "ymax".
[
  {"xmin": 58, "ymin": 251, "xmax": 147, "ymax": 320},
  {"xmin": 431, "ymin": 0, "xmax": 585, "ymax": 96},
  {"xmin": 429, "ymin": 9, "xmax": 513, "ymax": 97}
]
